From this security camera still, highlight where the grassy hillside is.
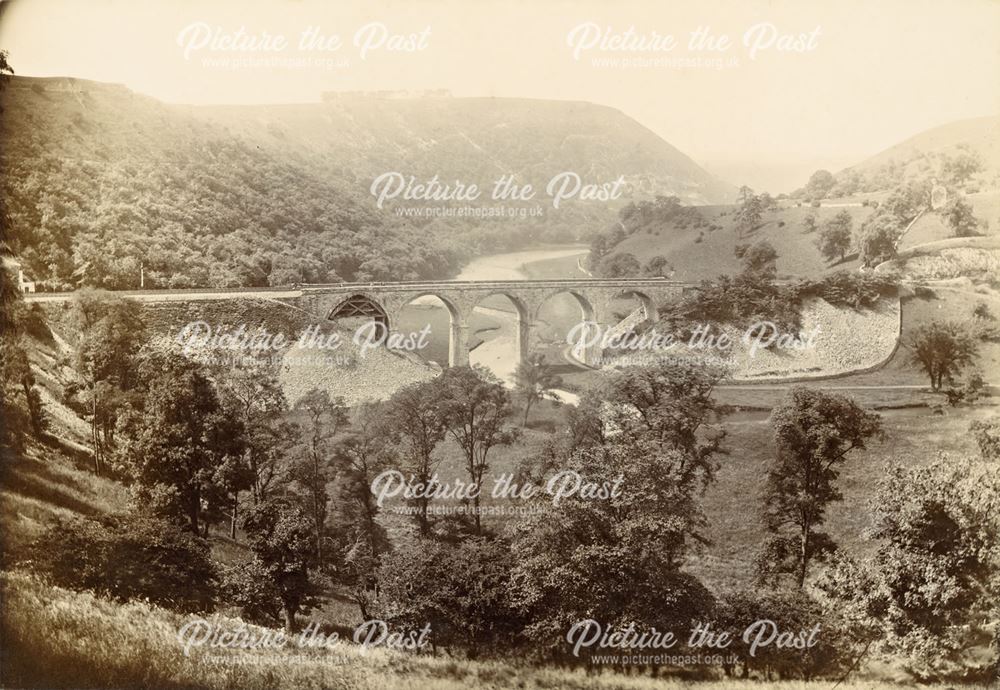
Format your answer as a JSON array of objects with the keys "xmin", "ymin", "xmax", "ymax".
[
  {"xmin": 596, "ymin": 191, "xmax": 1000, "ymax": 282},
  {"xmin": 844, "ymin": 115, "xmax": 1000, "ymax": 187},
  {"xmin": 8, "ymin": 570, "xmax": 982, "ymax": 690}
]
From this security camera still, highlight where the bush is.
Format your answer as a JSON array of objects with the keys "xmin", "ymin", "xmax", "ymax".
[
  {"xmin": 713, "ymin": 588, "xmax": 849, "ymax": 680},
  {"xmin": 28, "ymin": 514, "xmax": 217, "ymax": 612},
  {"xmin": 797, "ymin": 271, "xmax": 897, "ymax": 308}
]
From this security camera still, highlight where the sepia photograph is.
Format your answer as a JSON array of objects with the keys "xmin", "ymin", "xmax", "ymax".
[{"xmin": 0, "ymin": 0, "xmax": 999, "ymax": 688}]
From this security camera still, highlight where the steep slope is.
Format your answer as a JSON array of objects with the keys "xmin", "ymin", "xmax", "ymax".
[
  {"xmin": 188, "ymin": 96, "xmax": 735, "ymax": 206},
  {"xmin": 793, "ymin": 115, "xmax": 1000, "ymax": 199},
  {"xmin": 846, "ymin": 115, "xmax": 1000, "ymax": 181},
  {"xmin": 0, "ymin": 76, "xmax": 732, "ymax": 291}
]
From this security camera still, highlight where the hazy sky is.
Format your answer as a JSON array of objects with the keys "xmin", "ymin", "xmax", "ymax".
[{"xmin": 2, "ymin": 0, "xmax": 998, "ymax": 192}]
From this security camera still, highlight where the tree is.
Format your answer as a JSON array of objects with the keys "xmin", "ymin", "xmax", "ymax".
[
  {"xmin": 290, "ymin": 388, "xmax": 348, "ymax": 569},
  {"xmin": 587, "ymin": 233, "xmax": 608, "ymax": 271},
  {"xmin": 587, "ymin": 360, "xmax": 727, "ymax": 490},
  {"xmin": 816, "ymin": 210, "xmax": 853, "ymax": 262},
  {"xmin": 0, "ymin": 303, "xmax": 45, "ymax": 450},
  {"xmin": 597, "ymin": 252, "xmax": 641, "ymax": 279},
  {"xmin": 510, "ymin": 438, "xmax": 716, "ymax": 661},
  {"xmin": 802, "ymin": 213, "xmax": 818, "ymax": 234},
  {"xmin": 376, "ymin": 536, "xmax": 523, "ymax": 658},
  {"xmin": 432, "ymin": 366, "xmax": 517, "ymax": 535},
  {"xmin": 114, "ymin": 350, "xmax": 244, "ymax": 534},
  {"xmin": 818, "ymin": 458, "xmax": 1000, "ymax": 682},
  {"xmin": 735, "ymin": 240, "xmax": 778, "ymax": 277},
  {"xmin": 909, "ymin": 320, "xmax": 977, "ymax": 391},
  {"xmin": 384, "ymin": 380, "xmax": 448, "ymax": 536},
  {"xmin": 941, "ymin": 196, "xmax": 979, "ymax": 237},
  {"xmin": 758, "ymin": 388, "xmax": 882, "ymax": 588},
  {"xmin": 70, "ymin": 291, "xmax": 146, "ymax": 474},
  {"xmin": 855, "ymin": 212, "xmax": 902, "ymax": 268},
  {"xmin": 513, "ymin": 353, "xmax": 562, "ymax": 425},
  {"xmin": 237, "ymin": 498, "xmax": 319, "ymax": 632},
  {"xmin": 643, "ymin": 254, "xmax": 673, "ymax": 278},
  {"xmin": 216, "ymin": 359, "xmax": 293, "ymax": 534},
  {"xmin": 331, "ymin": 403, "xmax": 393, "ymax": 618},
  {"xmin": 805, "ymin": 170, "xmax": 836, "ymax": 199},
  {"xmin": 712, "ymin": 588, "xmax": 846, "ymax": 680},
  {"xmin": 942, "ymin": 148, "xmax": 983, "ymax": 186},
  {"xmin": 734, "ymin": 186, "xmax": 763, "ymax": 238}
]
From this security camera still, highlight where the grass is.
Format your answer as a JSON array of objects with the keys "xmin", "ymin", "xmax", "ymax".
[
  {"xmin": 689, "ymin": 406, "xmax": 995, "ymax": 591},
  {"xmin": 2, "ymin": 570, "xmax": 982, "ymax": 690},
  {"xmin": 0, "ymin": 443, "xmax": 128, "ymax": 560},
  {"xmin": 609, "ymin": 192, "xmax": 1000, "ymax": 283}
]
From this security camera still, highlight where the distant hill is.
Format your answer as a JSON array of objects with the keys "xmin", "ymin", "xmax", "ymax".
[
  {"xmin": 792, "ymin": 115, "xmax": 1000, "ymax": 200},
  {"xmin": 0, "ymin": 76, "xmax": 732, "ymax": 290},
  {"xmin": 188, "ymin": 96, "xmax": 735, "ymax": 207},
  {"xmin": 847, "ymin": 115, "xmax": 1000, "ymax": 180}
]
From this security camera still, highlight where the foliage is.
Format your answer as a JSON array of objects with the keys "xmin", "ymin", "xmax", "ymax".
[
  {"xmin": 818, "ymin": 458, "xmax": 1000, "ymax": 682},
  {"xmin": 597, "ymin": 251, "xmax": 641, "ymax": 278},
  {"xmin": 289, "ymin": 388, "xmax": 348, "ymax": 568},
  {"xmin": 29, "ymin": 514, "xmax": 216, "ymax": 612},
  {"xmin": 795, "ymin": 271, "xmax": 897, "ymax": 309},
  {"xmin": 856, "ymin": 212, "xmax": 902, "ymax": 268},
  {"xmin": 970, "ymin": 417, "xmax": 1000, "ymax": 462},
  {"xmin": 660, "ymin": 270, "xmax": 802, "ymax": 335},
  {"xmin": 330, "ymin": 403, "xmax": 394, "ymax": 618},
  {"xmin": 69, "ymin": 290, "xmax": 147, "ymax": 473},
  {"xmin": 757, "ymin": 388, "xmax": 882, "ymax": 588},
  {"xmin": 510, "ymin": 438, "xmax": 716, "ymax": 661},
  {"xmin": 237, "ymin": 498, "xmax": 320, "ymax": 631},
  {"xmin": 508, "ymin": 361, "xmax": 725, "ymax": 660},
  {"xmin": 734, "ymin": 239, "xmax": 778, "ymax": 277},
  {"xmin": 816, "ymin": 210, "xmax": 853, "ymax": 262},
  {"xmin": 712, "ymin": 588, "xmax": 848, "ymax": 680},
  {"xmin": 643, "ymin": 254, "xmax": 673, "ymax": 277},
  {"xmin": 512, "ymin": 353, "xmax": 563, "ymax": 425},
  {"xmin": 804, "ymin": 170, "xmax": 836, "ymax": 200},
  {"xmin": 429, "ymin": 366, "xmax": 517, "ymax": 534},
  {"xmin": 113, "ymin": 349, "xmax": 244, "ymax": 533},
  {"xmin": 940, "ymin": 196, "xmax": 979, "ymax": 237},
  {"xmin": 942, "ymin": 148, "xmax": 983, "ymax": 185},
  {"xmin": 908, "ymin": 320, "xmax": 977, "ymax": 390},
  {"xmin": 734, "ymin": 186, "xmax": 764, "ymax": 238},
  {"xmin": 376, "ymin": 536, "xmax": 523, "ymax": 658},
  {"xmin": 382, "ymin": 380, "xmax": 448, "ymax": 536}
]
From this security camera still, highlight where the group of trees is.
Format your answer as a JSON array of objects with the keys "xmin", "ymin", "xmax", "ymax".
[
  {"xmin": 30, "ymin": 295, "xmax": 532, "ymax": 629},
  {"xmin": 587, "ymin": 195, "xmax": 709, "ymax": 277},
  {"xmin": 1, "ymin": 49, "xmax": 45, "ymax": 455},
  {"xmin": 794, "ymin": 148, "xmax": 986, "ymax": 202},
  {"xmin": 817, "ymin": 427, "xmax": 1000, "ymax": 682},
  {"xmin": 18, "ymin": 288, "xmax": 999, "ymax": 680}
]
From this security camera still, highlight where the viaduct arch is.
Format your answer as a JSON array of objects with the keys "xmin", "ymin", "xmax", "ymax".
[{"xmin": 296, "ymin": 279, "xmax": 692, "ymax": 367}]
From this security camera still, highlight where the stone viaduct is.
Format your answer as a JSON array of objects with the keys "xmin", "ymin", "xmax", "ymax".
[
  {"xmin": 25, "ymin": 278, "xmax": 697, "ymax": 368},
  {"xmin": 291, "ymin": 279, "xmax": 695, "ymax": 367}
]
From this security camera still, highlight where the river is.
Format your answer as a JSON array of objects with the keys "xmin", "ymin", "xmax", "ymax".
[{"xmin": 395, "ymin": 245, "xmax": 590, "ymax": 403}]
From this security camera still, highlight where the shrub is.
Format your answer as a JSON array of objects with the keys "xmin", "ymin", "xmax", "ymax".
[
  {"xmin": 713, "ymin": 589, "xmax": 849, "ymax": 680},
  {"xmin": 28, "ymin": 514, "xmax": 216, "ymax": 612},
  {"xmin": 797, "ymin": 271, "xmax": 897, "ymax": 308}
]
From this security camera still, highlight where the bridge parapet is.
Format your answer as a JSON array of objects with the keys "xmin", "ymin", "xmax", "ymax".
[{"xmin": 298, "ymin": 279, "xmax": 689, "ymax": 368}]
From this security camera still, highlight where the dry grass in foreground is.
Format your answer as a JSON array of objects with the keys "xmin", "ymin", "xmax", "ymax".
[{"xmin": 1, "ymin": 570, "xmax": 988, "ymax": 690}]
